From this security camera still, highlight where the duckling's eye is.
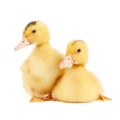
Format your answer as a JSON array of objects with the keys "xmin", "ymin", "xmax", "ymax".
[
  {"xmin": 32, "ymin": 29, "xmax": 37, "ymax": 33},
  {"xmin": 77, "ymin": 48, "xmax": 81, "ymax": 53}
]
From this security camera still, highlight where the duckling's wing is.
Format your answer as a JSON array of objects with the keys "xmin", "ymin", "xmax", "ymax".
[
  {"xmin": 88, "ymin": 71, "xmax": 111, "ymax": 101},
  {"xmin": 87, "ymin": 70, "xmax": 104, "ymax": 93}
]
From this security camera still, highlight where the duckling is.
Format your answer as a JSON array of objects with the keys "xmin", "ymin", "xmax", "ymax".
[
  {"xmin": 52, "ymin": 40, "xmax": 111, "ymax": 103},
  {"xmin": 15, "ymin": 21, "xmax": 63, "ymax": 102}
]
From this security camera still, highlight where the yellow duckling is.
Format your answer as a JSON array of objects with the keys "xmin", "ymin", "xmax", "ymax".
[
  {"xmin": 52, "ymin": 40, "xmax": 111, "ymax": 103},
  {"xmin": 15, "ymin": 21, "xmax": 63, "ymax": 102}
]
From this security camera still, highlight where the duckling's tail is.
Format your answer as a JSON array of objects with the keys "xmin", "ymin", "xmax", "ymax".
[{"xmin": 98, "ymin": 95, "xmax": 112, "ymax": 101}]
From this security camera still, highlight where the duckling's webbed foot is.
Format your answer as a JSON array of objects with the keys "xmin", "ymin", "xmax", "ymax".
[
  {"xmin": 41, "ymin": 93, "xmax": 57, "ymax": 101},
  {"xmin": 30, "ymin": 96, "xmax": 44, "ymax": 102},
  {"xmin": 41, "ymin": 94, "xmax": 51, "ymax": 100},
  {"xmin": 30, "ymin": 88, "xmax": 45, "ymax": 102},
  {"xmin": 98, "ymin": 95, "xmax": 112, "ymax": 101}
]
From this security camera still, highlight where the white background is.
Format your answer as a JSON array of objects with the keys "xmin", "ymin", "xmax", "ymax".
[{"xmin": 0, "ymin": 0, "xmax": 120, "ymax": 120}]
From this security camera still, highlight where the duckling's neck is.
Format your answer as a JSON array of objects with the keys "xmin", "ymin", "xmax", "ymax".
[
  {"xmin": 72, "ymin": 64, "xmax": 85, "ymax": 68},
  {"xmin": 36, "ymin": 41, "xmax": 50, "ymax": 47}
]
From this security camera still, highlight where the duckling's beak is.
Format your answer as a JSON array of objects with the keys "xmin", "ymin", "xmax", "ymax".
[
  {"xmin": 59, "ymin": 55, "xmax": 73, "ymax": 69},
  {"xmin": 15, "ymin": 38, "xmax": 31, "ymax": 51}
]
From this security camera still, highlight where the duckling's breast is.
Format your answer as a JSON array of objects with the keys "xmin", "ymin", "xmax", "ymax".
[{"xmin": 23, "ymin": 45, "xmax": 63, "ymax": 94}]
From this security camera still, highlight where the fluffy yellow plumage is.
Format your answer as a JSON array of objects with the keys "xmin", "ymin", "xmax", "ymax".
[
  {"xmin": 52, "ymin": 40, "xmax": 111, "ymax": 103},
  {"xmin": 15, "ymin": 21, "xmax": 63, "ymax": 102}
]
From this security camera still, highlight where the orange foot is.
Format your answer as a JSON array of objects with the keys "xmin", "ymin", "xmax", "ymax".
[
  {"xmin": 41, "ymin": 94, "xmax": 57, "ymax": 101},
  {"xmin": 30, "ymin": 96, "xmax": 44, "ymax": 102},
  {"xmin": 98, "ymin": 95, "xmax": 112, "ymax": 101}
]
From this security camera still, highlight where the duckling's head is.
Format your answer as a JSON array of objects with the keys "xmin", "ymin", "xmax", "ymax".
[
  {"xmin": 15, "ymin": 21, "xmax": 49, "ymax": 51},
  {"xmin": 60, "ymin": 40, "xmax": 88, "ymax": 69}
]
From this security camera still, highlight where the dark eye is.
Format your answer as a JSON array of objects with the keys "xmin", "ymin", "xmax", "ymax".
[
  {"xmin": 77, "ymin": 48, "xmax": 81, "ymax": 53},
  {"xmin": 32, "ymin": 29, "xmax": 36, "ymax": 33}
]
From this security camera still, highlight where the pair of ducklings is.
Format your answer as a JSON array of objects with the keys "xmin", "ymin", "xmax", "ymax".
[{"xmin": 15, "ymin": 21, "xmax": 111, "ymax": 103}]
